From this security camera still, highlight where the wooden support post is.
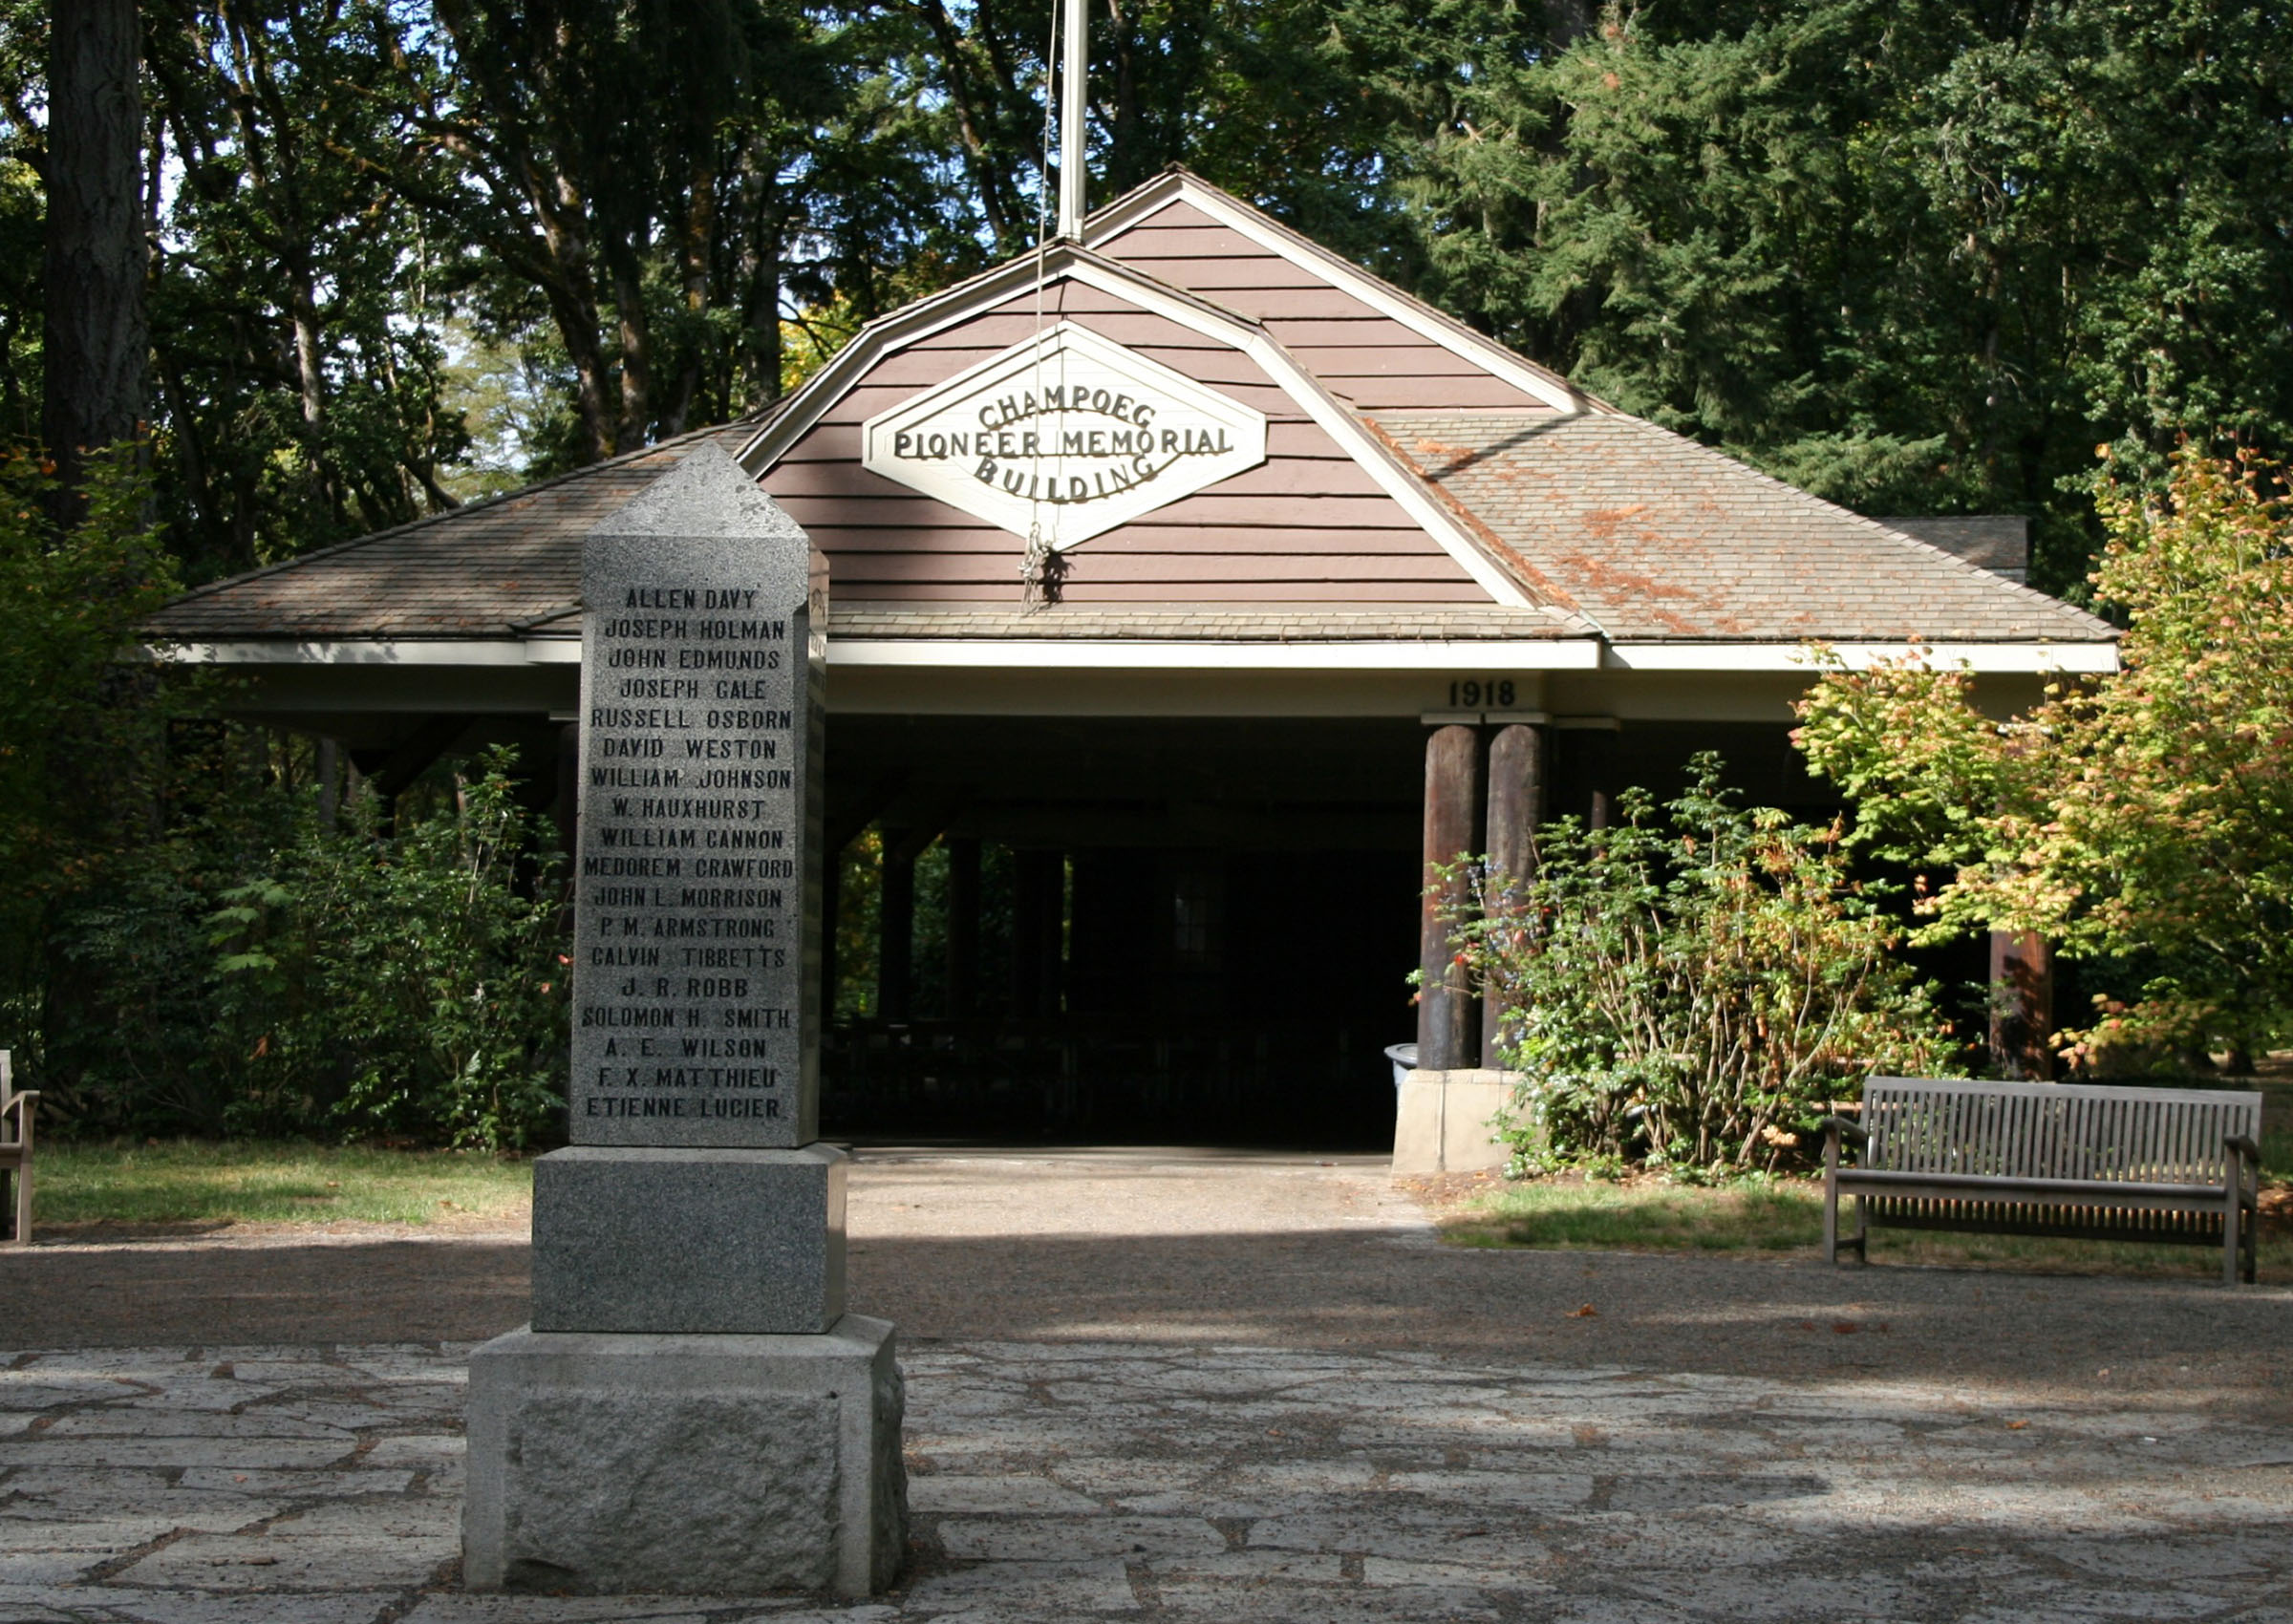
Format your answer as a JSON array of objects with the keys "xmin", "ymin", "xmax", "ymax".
[
  {"xmin": 1575, "ymin": 719, "xmax": 1618, "ymax": 829},
  {"xmin": 1989, "ymin": 930, "xmax": 2054, "ymax": 1079},
  {"xmin": 1033, "ymin": 850, "xmax": 1066, "ymax": 1018},
  {"xmin": 1481, "ymin": 722, "xmax": 1544, "ymax": 1067},
  {"xmin": 1012, "ymin": 850, "xmax": 1043, "ymax": 1018},
  {"xmin": 879, "ymin": 835, "xmax": 916, "ymax": 1024},
  {"xmin": 552, "ymin": 722, "xmax": 580, "ymax": 860},
  {"xmin": 316, "ymin": 737, "xmax": 340, "ymax": 827},
  {"xmin": 945, "ymin": 837, "xmax": 981, "ymax": 1018},
  {"xmin": 1418, "ymin": 723, "xmax": 1482, "ymax": 1071}
]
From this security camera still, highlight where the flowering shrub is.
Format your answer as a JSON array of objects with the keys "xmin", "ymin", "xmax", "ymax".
[{"xmin": 1444, "ymin": 759, "xmax": 1957, "ymax": 1175}]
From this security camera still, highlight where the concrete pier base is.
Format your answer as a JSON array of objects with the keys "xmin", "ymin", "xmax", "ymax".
[
  {"xmin": 1391, "ymin": 1068, "xmax": 1532, "ymax": 1176},
  {"xmin": 463, "ymin": 1315, "xmax": 907, "ymax": 1597}
]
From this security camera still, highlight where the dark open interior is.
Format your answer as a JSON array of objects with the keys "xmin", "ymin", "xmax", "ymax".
[
  {"xmin": 812, "ymin": 714, "xmax": 1840, "ymax": 1147},
  {"xmin": 818, "ymin": 716, "xmax": 1424, "ymax": 1147}
]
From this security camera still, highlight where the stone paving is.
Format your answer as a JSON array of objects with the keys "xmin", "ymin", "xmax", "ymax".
[{"xmin": 4, "ymin": 1334, "xmax": 2291, "ymax": 1623}]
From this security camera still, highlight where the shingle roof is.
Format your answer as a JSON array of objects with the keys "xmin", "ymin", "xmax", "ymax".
[
  {"xmin": 145, "ymin": 174, "xmax": 2115, "ymax": 653},
  {"xmin": 1377, "ymin": 412, "xmax": 2116, "ymax": 644},
  {"xmin": 1879, "ymin": 516, "xmax": 2028, "ymax": 580},
  {"xmin": 824, "ymin": 604, "xmax": 1583, "ymax": 641},
  {"xmin": 143, "ymin": 423, "xmax": 758, "ymax": 641},
  {"xmin": 148, "ymin": 407, "xmax": 2112, "ymax": 649}
]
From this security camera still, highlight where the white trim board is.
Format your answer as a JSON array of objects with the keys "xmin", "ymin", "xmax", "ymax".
[
  {"xmin": 150, "ymin": 636, "xmax": 1598, "ymax": 673},
  {"xmin": 145, "ymin": 639, "xmax": 561, "ymax": 668},
  {"xmin": 148, "ymin": 636, "xmax": 2111, "ymax": 676},
  {"xmin": 828, "ymin": 639, "xmax": 1601, "ymax": 672}
]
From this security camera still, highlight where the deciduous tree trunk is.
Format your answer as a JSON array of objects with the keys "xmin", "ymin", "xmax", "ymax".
[{"xmin": 42, "ymin": 0, "xmax": 147, "ymax": 517}]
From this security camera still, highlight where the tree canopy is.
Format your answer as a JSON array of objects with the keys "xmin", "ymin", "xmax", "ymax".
[
  {"xmin": 1795, "ymin": 449, "xmax": 2293, "ymax": 1065},
  {"xmin": 0, "ymin": 0, "xmax": 2287, "ymax": 590}
]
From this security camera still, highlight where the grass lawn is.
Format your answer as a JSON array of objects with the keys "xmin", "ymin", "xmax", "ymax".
[
  {"xmin": 1437, "ymin": 1077, "xmax": 2293, "ymax": 1278},
  {"xmin": 1440, "ymin": 1170, "xmax": 2293, "ymax": 1279},
  {"xmin": 32, "ymin": 1141, "xmax": 534, "ymax": 1228}
]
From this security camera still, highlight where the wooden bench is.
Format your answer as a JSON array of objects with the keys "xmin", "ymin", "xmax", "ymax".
[
  {"xmin": 1822, "ymin": 1077, "xmax": 2263, "ymax": 1285},
  {"xmin": 1, "ymin": 1052, "xmax": 34, "ymax": 1246}
]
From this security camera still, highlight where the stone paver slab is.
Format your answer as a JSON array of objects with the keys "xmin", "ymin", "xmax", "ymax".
[{"xmin": 0, "ymin": 1307, "xmax": 2286, "ymax": 1619}]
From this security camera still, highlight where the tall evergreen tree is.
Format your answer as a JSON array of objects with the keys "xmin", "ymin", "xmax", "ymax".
[
  {"xmin": 141, "ymin": 0, "xmax": 471, "ymax": 575},
  {"xmin": 1344, "ymin": 0, "xmax": 2293, "ymax": 590}
]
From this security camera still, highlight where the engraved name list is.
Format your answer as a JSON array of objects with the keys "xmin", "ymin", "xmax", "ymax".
[{"xmin": 569, "ymin": 553, "xmax": 820, "ymax": 1149}]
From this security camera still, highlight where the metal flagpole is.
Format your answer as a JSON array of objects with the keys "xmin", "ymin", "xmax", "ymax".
[
  {"xmin": 1020, "ymin": 0, "xmax": 1065, "ymax": 609},
  {"xmin": 1057, "ymin": 0, "xmax": 1087, "ymax": 238}
]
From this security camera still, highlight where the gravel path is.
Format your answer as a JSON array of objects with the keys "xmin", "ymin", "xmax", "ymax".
[
  {"xmin": 14, "ymin": 1148, "xmax": 2291, "ymax": 1416},
  {"xmin": 3, "ymin": 1148, "xmax": 2289, "ymax": 1621}
]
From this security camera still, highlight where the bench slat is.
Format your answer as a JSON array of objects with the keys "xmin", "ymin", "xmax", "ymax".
[
  {"xmin": 1834, "ymin": 1169, "xmax": 2243, "ymax": 1206},
  {"xmin": 1863, "ymin": 1198, "xmax": 2231, "ymax": 1248},
  {"xmin": 1833, "ymin": 1076, "xmax": 2262, "ymax": 1284},
  {"xmin": 1862, "ymin": 1078, "xmax": 2260, "ymax": 1184}
]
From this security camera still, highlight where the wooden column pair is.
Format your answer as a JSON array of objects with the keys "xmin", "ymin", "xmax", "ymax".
[
  {"xmin": 878, "ymin": 826, "xmax": 986, "ymax": 1025},
  {"xmin": 1418, "ymin": 720, "xmax": 1545, "ymax": 1072},
  {"xmin": 865, "ymin": 835, "xmax": 999, "ymax": 1023}
]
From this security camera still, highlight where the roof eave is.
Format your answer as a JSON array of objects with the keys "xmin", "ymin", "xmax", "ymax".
[{"xmin": 143, "ymin": 630, "xmax": 2115, "ymax": 677}]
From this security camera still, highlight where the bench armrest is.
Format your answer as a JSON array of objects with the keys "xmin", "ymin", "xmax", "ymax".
[
  {"xmin": 2226, "ymin": 1133, "xmax": 2261, "ymax": 1163},
  {"xmin": 0, "ymin": 1088, "xmax": 34, "ymax": 1123},
  {"xmin": 1820, "ymin": 1115, "xmax": 1869, "ymax": 1147}
]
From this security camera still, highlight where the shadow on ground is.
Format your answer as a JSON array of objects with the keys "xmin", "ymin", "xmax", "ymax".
[{"xmin": 11, "ymin": 1224, "xmax": 2290, "ymax": 1419}]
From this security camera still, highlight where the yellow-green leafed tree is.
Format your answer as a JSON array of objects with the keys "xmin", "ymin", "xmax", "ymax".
[{"xmin": 1795, "ymin": 450, "xmax": 2293, "ymax": 1067}]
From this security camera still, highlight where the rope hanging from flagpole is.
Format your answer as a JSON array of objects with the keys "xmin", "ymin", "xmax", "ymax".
[{"xmin": 1020, "ymin": 0, "xmax": 1074, "ymax": 612}]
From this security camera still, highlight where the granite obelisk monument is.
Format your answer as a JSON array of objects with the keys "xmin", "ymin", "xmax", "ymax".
[{"xmin": 464, "ymin": 442, "xmax": 907, "ymax": 1596}]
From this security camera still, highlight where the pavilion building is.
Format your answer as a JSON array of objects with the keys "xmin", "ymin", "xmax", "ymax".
[{"xmin": 146, "ymin": 169, "xmax": 2114, "ymax": 1155}]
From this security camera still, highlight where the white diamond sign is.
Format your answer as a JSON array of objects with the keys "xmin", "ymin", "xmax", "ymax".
[{"xmin": 862, "ymin": 321, "xmax": 1268, "ymax": 547}]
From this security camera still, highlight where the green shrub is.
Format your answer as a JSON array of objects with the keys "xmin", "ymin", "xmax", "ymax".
[
  {"xmin": 0, "ymin": 447, "xmax": 188, "ymax": 1099},
  {"xmin": 204, "ymin": 749, "xmax": 568, "ymax": 1150},
  {"xmin": 1443, "ymin": 757, "xmax": 1959, "ymax": 1176},
  {"xmin": 48, "ymin": 744, "xmax": 568, "ymax": 1150},
  {"xmin": 0, "ymin": 451, "xmax": 566, "ymax": 1148}
]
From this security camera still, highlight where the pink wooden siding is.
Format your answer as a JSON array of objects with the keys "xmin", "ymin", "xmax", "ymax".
[
  {"xmin": 762, "ymin": 279, "xmax": 1490, "ymax": 605},
  {"xmin": 1091, "ymin": 202, "xmax": 1554, "ymax": 413}
]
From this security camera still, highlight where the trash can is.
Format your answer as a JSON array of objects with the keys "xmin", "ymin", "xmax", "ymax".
[{"xmin": 1382, "ymin": 1042, "xmax": 1418, "ymax": 1094}]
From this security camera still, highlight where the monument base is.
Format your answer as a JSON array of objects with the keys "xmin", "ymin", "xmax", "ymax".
[
  {"xmin": 532, "ymin": 1144, "xmax": 846, "ymax": 1334},
  {"xmin": 463, "ymin": 1315, "xmax": 908, "ymax": 1597}
]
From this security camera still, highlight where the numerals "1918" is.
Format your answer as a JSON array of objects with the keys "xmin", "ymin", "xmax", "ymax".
[{"xmin": 1447, "ymin": 678, "xmax": 1517, "ymax": 708}]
